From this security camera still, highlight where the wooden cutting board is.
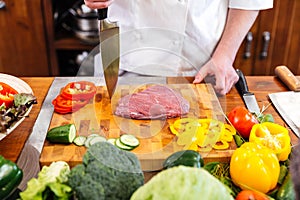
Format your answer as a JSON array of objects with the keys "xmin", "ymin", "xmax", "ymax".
[{"xmin": 40, "ymin": 83, "xmax": 236, "ymax": 171}]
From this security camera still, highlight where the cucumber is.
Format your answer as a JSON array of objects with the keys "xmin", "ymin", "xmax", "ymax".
[
  {"xmin": 84, "ymin": 134, "xmax": 106, "ymax": 148},
  {"xmin": 73, "ymin": 136, "xmax": 87, "ymax": 146},
  {"xmin": 119, "ymin": 134, "xmax": 140, "ymax": 147},
  {"xmin": 89, "ymin": 136, "xmax": 107, "ymax": 146},
  {"xmin": 46, "ymin": 124, "xmax": 76, "ymax": 144},
  {"xmin": 115, "ymin": 138, "xmax": 134, "ymax": 150}
]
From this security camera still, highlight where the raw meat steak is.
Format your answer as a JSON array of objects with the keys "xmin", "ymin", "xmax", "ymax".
[{"xmin": 114, "ymin": 85, "xmax": 190, "ymax": 119}]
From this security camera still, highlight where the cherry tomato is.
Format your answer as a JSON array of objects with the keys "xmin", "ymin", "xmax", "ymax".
[
  {"xmin": 235, "ymin": 190, "xmax": 269, "ymax": 200},
  {"xmin": 0, "ymin": 82, "xmax": 18, "ymax": 108},
  {"xmin": 61, "ymin": 81, "xmax": 96, "ymax": 101},
  {"xmin": 227, "ymin": 106, "xmax": 258, "ymax": 139}
]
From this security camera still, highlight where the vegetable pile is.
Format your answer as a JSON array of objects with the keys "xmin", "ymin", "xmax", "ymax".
[
  {"xmin": 52, "ymin": 81, "xmax": 96, "ymax": 114},
  {"xmin": 67, "ymin": 142, "xmax": 144, "ymax": 200},
  {"xmin": 0, "ymin": 93, "xmax": 37, "ymax": 133}
]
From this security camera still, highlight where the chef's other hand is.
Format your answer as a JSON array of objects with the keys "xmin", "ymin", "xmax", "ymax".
[
  {"xmin": 193, "ymin": 57, "xmax": 239, "ymax": 96},
  {"xmin": 84, "ymin": 0, "xmax": 114, "ymax": 9}
]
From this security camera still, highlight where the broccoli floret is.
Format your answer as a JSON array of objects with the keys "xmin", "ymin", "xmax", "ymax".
[
  {"xmin": 68, "ymin": 164, "xmax": 105, "ymax": 200},
  {"xmin": 68, "ymin": 142, "xmax": 144, "ymax": 200},
  {"xmin": 74, "ymin": 174, "xmax": 105, "ymax": 200}
]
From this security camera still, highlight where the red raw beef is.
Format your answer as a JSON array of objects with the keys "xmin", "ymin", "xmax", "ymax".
[{"xmin": 114, "ymin": 85, "xmax": 190, "ymax": 119}]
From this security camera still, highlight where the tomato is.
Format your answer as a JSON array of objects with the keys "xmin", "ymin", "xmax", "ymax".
[
  {"xmin": 61, "ymin": 81, "xmax": 96, "ymax": 101},
  {"xmin": 0, "ymin": 82, "xmax": 18, "ymax": 108},
  {"xmin": 235, "ymin": 190, "xmax": 269, "ymax": 200},
  {"xmin": 227, "ymin": 106, "xmax": 258, "ymax": 139}
]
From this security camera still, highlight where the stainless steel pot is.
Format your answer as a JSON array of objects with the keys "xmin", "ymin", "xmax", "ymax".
[{"xmin": 68, "ymin": 5, "xmax": 98, "ymax": 32}]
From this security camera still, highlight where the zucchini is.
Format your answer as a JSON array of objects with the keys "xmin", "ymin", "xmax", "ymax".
[
  {"xmin": 115, "ymin": 138, "xmax": 134, "ymax": 150},
  {"xmin": 46, "ymin": 124, "xmax": 76, "ymax": 144},
  {"xmin": 73, "ymin": 136, "xmax": 87, "ymax": 146},
  {"xmin": 119, "ymin": 134, "xmax": 140, "ymax": 147}
]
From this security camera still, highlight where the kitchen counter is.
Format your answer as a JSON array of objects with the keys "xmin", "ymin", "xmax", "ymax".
[{"xmin": 0, "ymin": 76, "xmax": 299, "ymax": 188}]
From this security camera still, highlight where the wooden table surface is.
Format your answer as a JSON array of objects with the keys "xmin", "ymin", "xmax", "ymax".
[{"xmin": 0, "ymin": 76, "xmax": 299, "ymax": 176}]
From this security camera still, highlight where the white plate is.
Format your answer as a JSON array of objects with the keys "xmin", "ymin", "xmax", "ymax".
[{"xmin": 0, "ymin": 73, "xmax": 34, "ymax": 140}]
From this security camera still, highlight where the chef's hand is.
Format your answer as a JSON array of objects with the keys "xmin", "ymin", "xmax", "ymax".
[
  {"xmin": 193, "ymin": 56, "xmax": 239, "ymax": 96},
  {"xmin": 84, "ymin": 0, "xmax": 114, "ymax": 9}
]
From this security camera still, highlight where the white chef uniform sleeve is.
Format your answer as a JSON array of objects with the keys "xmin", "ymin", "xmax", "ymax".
[{"xmin": 229, "ymin": 0, "xmax": 273, "ymax": 10}]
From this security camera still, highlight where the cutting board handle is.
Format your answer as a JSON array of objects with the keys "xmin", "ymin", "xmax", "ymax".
[{"xmin": 275, "ymin": 65, "xmax": 300, "ymax": 92}]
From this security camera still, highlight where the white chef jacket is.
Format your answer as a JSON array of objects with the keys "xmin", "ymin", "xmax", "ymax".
[{"xmin": 107, "ymin": 0, "xmax": 273, "ymax": 77}]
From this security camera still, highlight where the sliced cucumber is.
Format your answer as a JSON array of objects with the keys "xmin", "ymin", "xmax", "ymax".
[
  {"xmin": 89, "ymin": 136, "xmax": 107, "ymax": 146},
  {"xmin": 115, "ymin": 138, "xmax": 134, "ymax": 150},
  {"xmin": 89, "ymin": 133, "xmax": 102, "ymax": 137},
  {"xmin": 46, "ymin": 124, "xmax": 76, "ymax": 144},
  {"xmin": 107, "ymin": 138, "xmax": 117, "ymax": 146},
  {"xmin": 85, "ymin": 134, "xmax": 106, "ymax": 148},
  {"xmin": 119, "ymin": 134, "xmax": 140, "ymax": 147},
  {"xmin": 73, "ymin": 136, "xmax": 87, "ymax": 146}
]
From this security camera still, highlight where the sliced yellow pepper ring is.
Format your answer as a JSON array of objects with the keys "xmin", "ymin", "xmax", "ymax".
[
  {"xmin": 224, "ymin": 124, "xmax": 236, "ymax": 135},
  {"xmin": 169, "ymin": 125, "xmax": 179, "ymax": 135},
  {"xmin": 169, "ymin": 118, "xmax": 236, "ymax": 150},
  {"xmin": 213, "ymin": 140, "xmax": 229, "ymax": 150}
]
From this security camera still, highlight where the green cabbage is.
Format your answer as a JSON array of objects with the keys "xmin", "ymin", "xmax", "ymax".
[{"xmin": 130, "ymin": 166, "xmax": 234, "ymax": 200}]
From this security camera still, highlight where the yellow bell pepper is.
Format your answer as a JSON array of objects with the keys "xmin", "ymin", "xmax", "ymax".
[
  {"xmin": 230, "ymin": 142, "xmax": 280, "ymax": 194},
  {"xmin": 249, "ymin": 122, "xmax": 291, "ymax": 161}
]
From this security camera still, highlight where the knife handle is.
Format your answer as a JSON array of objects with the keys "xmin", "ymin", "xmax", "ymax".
[
  {"xmin": 235, "ymin": 69, "xmax": 251, "ymax": 96},
  {"xmin": 275, "ymin": 65, "xmax": 300, "ymax": 92},
  {"xmin": 97, "ymin": 8, "xmax": 108, "ymax": 20}
]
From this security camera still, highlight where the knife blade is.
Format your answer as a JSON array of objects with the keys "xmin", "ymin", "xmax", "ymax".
[
  {"xmin": 235, "ymin": 69, "xmax": 260, "ymax": 115},
  {"xmin": 97, "ymin": 8, "xmax": 120, "ymax": 99}
]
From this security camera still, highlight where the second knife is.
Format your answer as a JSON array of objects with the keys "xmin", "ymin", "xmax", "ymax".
[{"xmin": 235, "ymin": 69, "xmax": 260, "ymax": 115}]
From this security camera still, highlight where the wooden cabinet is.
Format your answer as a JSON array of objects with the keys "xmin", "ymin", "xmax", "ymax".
[
  {"xmin": 43, "ymin": 0, "xmax": 97, "ymax": 76},
  {"xmin": 234, "ymin": 0, "xmax": 300, "ymax": 75},
  {"xmin": 0, "ymin": 0, "xmax": 51, "ymax": 76}
]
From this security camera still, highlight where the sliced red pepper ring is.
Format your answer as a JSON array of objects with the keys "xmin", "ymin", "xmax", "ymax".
[
  {"xmin": 0, "ymin": 82, "xmax": 18, "ymax": 95},
  {"xmin": 61, "ymin": 81, "xmax": 96, "ymax": 101},
  {"xmin": 0, "ymin": 82, "xmax": 18, "ymax": 108},
  {"xmin": 52, "ymin": 95, "xmax": 88, "ymax": 114},
  {"xmin": 0, "ymin": 93, "xmax": 15, "ymax": 108}
]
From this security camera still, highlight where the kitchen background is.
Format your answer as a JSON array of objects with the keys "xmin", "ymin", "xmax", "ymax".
[{"xmin": 0, "ymin": 0, "xmax": 299, "ymax": 77}]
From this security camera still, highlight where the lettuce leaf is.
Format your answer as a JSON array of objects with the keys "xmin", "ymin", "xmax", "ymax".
[{"xmin": 20, "ymin": 161, "xmax": 72, "ymax": 200}]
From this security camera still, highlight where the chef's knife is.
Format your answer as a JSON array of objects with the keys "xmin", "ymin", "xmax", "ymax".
[
  {"xmin": 97, "ymin": 8, "xmax": 119, "ymax": 99},
  {"xmin": 235, "ymin": 69, "xmax": 260, "ymax": 115}
]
